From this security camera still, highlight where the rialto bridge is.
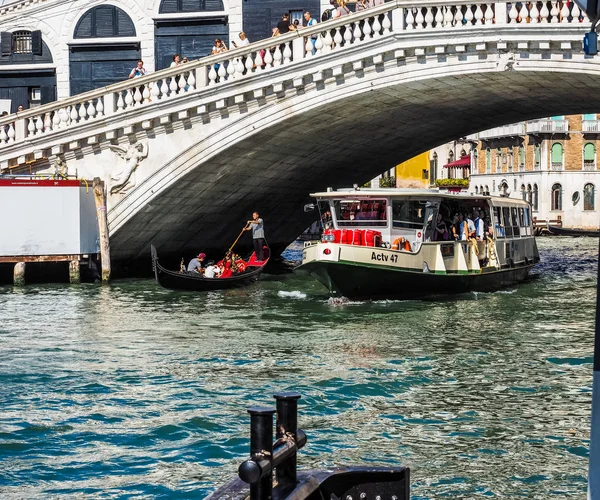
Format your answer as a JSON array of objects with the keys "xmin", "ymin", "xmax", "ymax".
[{"xmin": 0, "ymin": 1, "xmax": 599, "ymax": 267}]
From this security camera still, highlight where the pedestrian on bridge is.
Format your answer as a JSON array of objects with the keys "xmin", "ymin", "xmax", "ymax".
[{"xmin": 304, "ymin": 11, "xmax": 318, "ymax": 55}]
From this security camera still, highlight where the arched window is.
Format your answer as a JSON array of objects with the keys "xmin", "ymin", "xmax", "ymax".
[
  {"xmin": 551, "ymin": 183, "xmax": 562, "ymax": 210},
  {"xmin": 584, "ymin": 143, "xmax": 596, "ymax": 170},
  {"xmin": 448, "ymin": 150, "xmax": 454, "ymax": 164},
  {"xmin": 475, "ymin": 186, "xmax": 479, "ymax": 194},
  {"xmin": 551, "ymin": 143, "xmax": 563, "ymax": 170},
  {"xmin": 521, "ymin": 184, "xmax": 526, "ymax": 200},
  {"xmin": 584, "ymin": 183, "xmax": 595, "ymax": 211},
  {"xmin": 486, "ymin": 148, "xmax": 491, "ymax": 172},
  {"xmin": 527, "ymin": 184, "xmax": 532, "ymax": 205},
  {"xmin": 159, "ymin": 0, "xmax": 224, "ymax": 13},
  {"xmin": 74, "ymin": 6, "xmax": 136, "ymax": 38},
  {"xmin": 533, "ymin": 184, "xmax": 539, "ymax": 211},
  {"xmin": 500, "ymin": 181, "xmax": 509, "ymax": 196}
]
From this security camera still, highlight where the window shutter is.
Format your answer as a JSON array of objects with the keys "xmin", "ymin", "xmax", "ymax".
[
  {"xmin": 116, "ymin": 8, "xmax": 136, "ymax": 36},
  {"xmin": 75, "ymin": 13, "xmax": 93, "ymax": 38},
  {"xmin": 95, "ymin": 6, "xmax": 115, "ymax": 37},
  {"xmin": 204, "ymin": 0, "xmax": 224, "ymax": 10},
  {"xmin": 1, "ymin": 32, "xmax": 11, "ymax": 56},
  {"xmin": 40, "ymin": 85, "xmax": 56, "ymax": 104},
  {"xmin": 32, "ymin": 30, "xmax": 42, "ymax": 55},
  {"xmin": 159, "ymin": 0, "xmax": 179, "ymax": 13}
]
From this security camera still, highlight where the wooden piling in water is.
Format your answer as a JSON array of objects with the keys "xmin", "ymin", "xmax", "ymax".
[
  {"xmin": 13, "ymin": 262, "xmax": 25, "ymax": 286},
  {"xmin": 93, "ymin": 177, "xmax": 111, "ymax": 283},
  {"xmin": 69, "ymin": 259, "xmax": 80, "ymax": 284}
]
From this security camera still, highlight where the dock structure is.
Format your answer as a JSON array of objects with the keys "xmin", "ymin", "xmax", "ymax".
[
  {"xmin": 0, "ymin": 177, "xmax": 104, "ymax": 285},
  {"xmin": 208, "ymin": 392, "xmax": 410, "ymax": 500}
]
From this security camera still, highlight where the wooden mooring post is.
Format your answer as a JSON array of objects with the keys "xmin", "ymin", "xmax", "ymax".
[
  {"xmin": 93, "ymin": 177, "xmax": 111, "ymax": 283},
  {"xmin": 13, "ymin": 262, "xmax": 25, "ymax": 286}
]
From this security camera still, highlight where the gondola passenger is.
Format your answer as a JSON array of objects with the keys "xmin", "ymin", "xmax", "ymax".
[
  {"xmin": 187, "ymin": 252, "xmax": 206, "ymax": 273},
  {"xmin": 204, "ymin": 261, "xmax": 221, "ymax": 278}
]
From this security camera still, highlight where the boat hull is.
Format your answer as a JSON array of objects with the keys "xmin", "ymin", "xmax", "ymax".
[
  {"xmin": 547, "ymin": 225, "xmax": 600, "ymax": 237},
  {"xmin": 300, "ymin": 260, "xmax": 534, "ymax": 299},
  {"xmin": 151, "ymin": 245, "xmax": 267, "ymax": 291}
]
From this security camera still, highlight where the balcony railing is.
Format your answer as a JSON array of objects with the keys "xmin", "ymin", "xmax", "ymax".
[
  {"xmin": 584, "ymin": 161, "xmax": 597, "ymax": 171},
  {"xmin": 527, "ymin": 120, "xmax": 569, "ymax": 134},
  {"xmin": 477, "ymin": 123, "xmax": 526, "ymax": 139},
  {"xmin": 582, "ymin": 120, "xmax": 600, "ymax": 133},
  {"xmin": 551, "ymin": 162, "xmax": 564, "ymax": 171}
]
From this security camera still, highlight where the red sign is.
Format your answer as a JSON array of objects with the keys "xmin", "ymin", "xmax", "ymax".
[{"xmin": 0, "ymin": 179, "xmax": 81, "ymax": 187}]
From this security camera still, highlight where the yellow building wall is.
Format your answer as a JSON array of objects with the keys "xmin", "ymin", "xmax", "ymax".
[{"xmin": 395, "ymin": 152, "xmax": 430, "ymax": 188}]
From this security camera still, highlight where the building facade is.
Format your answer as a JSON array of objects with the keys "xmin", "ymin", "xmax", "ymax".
[
  {"xmin": 469, "ymin": 114, "xmax": 600, "ymax": 229},
  {"xmin": 0, "ymin": 0, "xmax": 332, "ymax": 111}
]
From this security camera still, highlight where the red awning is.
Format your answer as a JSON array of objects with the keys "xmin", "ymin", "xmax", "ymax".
[{"xmin": 443, "ymin": 156, "xmax": 471, "ymax": 168}]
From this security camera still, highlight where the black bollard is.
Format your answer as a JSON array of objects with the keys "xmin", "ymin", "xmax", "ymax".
[
  {"xmin": 273, "ymin": 392, "xmax": 301, "ymax": 493},
  {"xmin": 247, "ymin": 406, "xmax": 276, "ymax": 500}
]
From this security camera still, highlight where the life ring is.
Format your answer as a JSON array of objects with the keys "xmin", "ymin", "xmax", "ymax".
[
  {"xmin": 392, "ymin": 238, "xmax": 401, "ymax": 250},
  {"xmin": 392, "ymin": 238, "xmax": 412, "ymax": 252},
  {"xmin": 402, "ymin": 239, "xmax": 412, "ymax": 252}
]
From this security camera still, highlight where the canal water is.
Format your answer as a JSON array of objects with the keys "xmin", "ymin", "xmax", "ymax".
[{"xmin": 0, "ymin": 238, "xmax": 596, "ymax": 499}]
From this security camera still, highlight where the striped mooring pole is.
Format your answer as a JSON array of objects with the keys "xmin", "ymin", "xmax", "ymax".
[{"xmin": 589, "ymin": 239, "xmax": 600, "ymax": 499}]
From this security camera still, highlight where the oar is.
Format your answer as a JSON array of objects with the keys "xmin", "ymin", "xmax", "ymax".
[{"xmin": 228, "ymin": 223, "xmax": 250, "ymax": 253}]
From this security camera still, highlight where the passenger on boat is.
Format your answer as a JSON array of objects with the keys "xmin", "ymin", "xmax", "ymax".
[
  {"xmin": 433, "ymin": 213, "xmax": 449, "ymax": 241},
  {"xmin": 473, "ymin": 210, "xmax": 485, "ymax": 240},
  {"xmin": 457, "ymin": 213, "xmax": 468, "ymax": 241},
  {"xmin": 451, "ymin": 213, "xmax": 460, "ymax": 240},
  {"xmin": 466, "ymin": 213, "xmax": 476, "ymax": 238},
  {"xmin": 187, "ymin": 252, "xmax": 206, "ymax": 273},
  {"xmin": 245, "ymin": 212, "xmax": 266, "ymax": 261},
  {"xmin": 204, "ymin": 261, "xmax": 221, "ymax": 279}
]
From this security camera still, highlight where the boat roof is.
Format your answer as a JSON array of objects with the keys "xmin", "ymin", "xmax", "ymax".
[{"xmin": 310, "ymin": 188, "xmax": 528, "ymax": 205}]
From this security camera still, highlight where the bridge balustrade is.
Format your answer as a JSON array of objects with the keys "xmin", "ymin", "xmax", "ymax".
[{"xmin": 0, "ymin": 0, "xmax": 590, "ymax": 163}]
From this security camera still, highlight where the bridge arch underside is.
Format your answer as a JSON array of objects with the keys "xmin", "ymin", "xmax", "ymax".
[{"xmin": 112, "ymin": 69, "xmax": 600, "ymax": 270}]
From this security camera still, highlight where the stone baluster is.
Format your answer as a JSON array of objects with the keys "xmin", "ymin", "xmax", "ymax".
[
  {"xmin": 217, "ymin": 61, "xmax": 227, "ymax": 80},
  {"xmin": 373, "ymin": 15, "xmax": 382, "ymax": 36},
  {"xmin": 333, "ymin": 28, "xmax": 343, "ymax": 49},
  {"xmin": 70, "ymin": 105, "xmax": 78, "ymax": 124},
  {"xmin": 0, "ymin": 125, "xmax": 7, "ymax": 144},
  {"xmin": 7, "ymin": 122, "xmax": 15, "ymax": 142},
  {"xmin": 178, "ymin": 74, "xmax": 187, "ymax": 92},
  {"xmin": 79, "ymin": 102, "xmax": 88, "ymax": 121},
  {"xmin": 27, "ymin": 117, "xmax": 35, "ymax": 137},
  {"xmin": 96, "ymin": 97, "xmax": 104, "ymax": 117},
  {"xmin": 151, "ymin": 81, "xmax": 161, "ymax": 100},
  {"xmin": 124, "ymin": 89, "xmax": 134, "ymax": 109},
  {"xmin": 550, "ymin": 1, "xmax": 559, "ymax": 22},
  {"xmin": 530, "ymin": 2, "xmax": 540, "ymax": 23},
  {"xmin": 44, "ymin": 112, "xmax": 52, "ymax": 132},
  {"xmin": 160, "ymin": 78, "xmax": 170, "ymax": 96},
  {"xmin": 382, "ymin": 11, "xmax": 392, "ymax": 33},
  {"xmin": 88, "ymin": 100, "xmax": 97, "ymax": 119},
  {"xmin": 117, "ymin": 92, "xmax": 125, "ymax": 110},
  {"xmin": 443, "ymin": 6, "xmax": 453, "ymax": 26},
  {"xmin": 454, "ymin": 5, "xmax": 464, "ymax": 26},
  {"xmin": 234, "ymin": 58, "xmax": 245, "ymax": 78},
  {"xmin": 474, "ymin": 4, "xmax": 484, "ymax": 24},
  {"xmin": 263, "ymin": 48, "xmax": 274, "ymax": 67},
  {"xmin": 424, "ymin": 7, "xmax": 434, "ymax": 28},
  {"xmin": 142, "ymin": 85, "xmax": 151, "ymax": 103},
  {"xmin": 227, "ymin": 59, "xmax": 236, "ymax": 80},
  {"xmin": 255, "ymin": 50, "xmax": 264, "ymax": 69},
  {"xmin": 572, "ymin": 3, "xmax": 581, "ymax": 21},
  {"xmin": 484, "ymin": 4, "xmax": 494, "ymax": 24},
  {"xmin": 169, "ymin": 76, "xmax": 178, "ymax": 95},
  {"xmin": 245, "ymin": 53, "xmax": 256, "ymax": 72},
  {"xmin": 465, "ymin": 5, "xmax": 474, "ymax": 25},
  {"xmin": 187, "ymin": 71, "xmax": 196, "ymax": 91},
  {"xmin": 315, "ymin": 35, "xmax": 324, "ymax": 55},
  {"xmin": 283, "ymin": 42, "xmax": 292, "ymax": 64},
  {"xmin": 35, "ymin": 115, "xmax": 44, "ymax": 134},
  {"xmin": 273, "ymin": 46, "xmax": 283, "ymax": 66},
  {"xmin": 59, "ymin": 107, "xmax": 69, "ymax": 127},
  {"xmin": 305, "ymin": 37, "xmax": 314, "ymax": 56},
  {"xmin": 52, "ymin": 110, "xmax": 60, "ymax": 130},
  {"xmin": 415, "ymin": 8, "xmax": 425, "ymax": 29},
  {"xmin": 324, "ymin": 30, "xmax": 334, "ymax": 52},
  {"xmin": 133, "ymin": 86, "xmax": 143, "ymax": 104},
  {"xmin": 518, "ymin": 3, "xmax": 528, "ymax": 23},
  {"xmin": 363, "ymin": 18, "xmax": 373, "ymax": 39},
  {"xmin": 540, "ymin": 2, "xmax": 550, "ymax": 22},
  {"xmin": 560, "ymin": 1, "xmax": 569, "ymax": 22},
  {"xmin": 434, "ymin": 7, "xmax": 443, "ymax": 27},
  {"xmin": 405, "ymin": 8, "xmax": 415, "ymax": 30},
  {"xmin": 208, "ymin": 65, "xmax": 218, "ymax": 85}
]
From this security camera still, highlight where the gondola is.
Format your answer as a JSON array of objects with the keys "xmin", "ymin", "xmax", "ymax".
[
  {"xmin": 547, "ymin": 224, "xmax": 600, "ymax": 237},
  {"xmin": 151, "ymin": 244, "xmax": 269, "ymax": 291}
]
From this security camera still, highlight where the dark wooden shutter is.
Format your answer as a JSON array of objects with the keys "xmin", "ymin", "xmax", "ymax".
[
  {"xmin": 181, "ymin": 0, "xmax": 200, "ymax": 12},
  {"xmin": 75, "ymin": 13, "xmax": 93, "ymax": 38},
  {"xmin": 1, "ymin": 32, "xmax": 11, "ymax": 56},
  {"xmin": 95, "ymin": 6, "xmax": 115, "ymax": 37},
  {"xmin": 204, "ymin": 0, "xmax": 224, "ymax": 10},
  {"xmin": 116, "ymin": 8, "xmax": 136, "ymax": 36},
  {"xmin": 40, "ymin": 85, "xmax": 56, "ymax": 104},
  {"xmin": 159, "ymin": 0, "xmax": 179, "ymax": 13},
  {"xmin": 31, "ymin": 30, "xmax": 42, "ymax": 55}
]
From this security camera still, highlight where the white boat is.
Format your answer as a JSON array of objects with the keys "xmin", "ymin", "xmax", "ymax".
[{"xmin": 297, "ymin": 187, "xmax": 540, "ymax": 299}]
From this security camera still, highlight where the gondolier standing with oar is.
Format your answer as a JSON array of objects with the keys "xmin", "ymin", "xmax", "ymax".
[{"xmin": 245, "ymin": 211, "xmax": 266, "ymax": 261}]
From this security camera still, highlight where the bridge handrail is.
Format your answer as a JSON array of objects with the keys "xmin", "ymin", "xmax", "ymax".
[{"xmin": 0, "ymin": 0, "xmax": 590, "ymax": 148}]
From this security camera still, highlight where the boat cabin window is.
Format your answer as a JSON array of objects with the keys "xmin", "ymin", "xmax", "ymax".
[
  {"xmin": 318, "ymin": 200, "xmax": 333, "ymax": 229},
  {"xmin": 494, "ymin": 206, "xmax": 505, "ymax": 238},
  {"xmin": 501, "ymin": 207, "xmax": 513, "ymax": 237},
  {"xmin": 392, "ymin": 199, "xmax": 436, "ymax": 229},
  {"xmin": 334, "ymin": 199, "xmax": 387, "ymax": 227}
]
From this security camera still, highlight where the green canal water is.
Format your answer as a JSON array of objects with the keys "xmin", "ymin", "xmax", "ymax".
[{"xmin": 0, "ymin": 237, "xmax": 597, "ymax": 498}]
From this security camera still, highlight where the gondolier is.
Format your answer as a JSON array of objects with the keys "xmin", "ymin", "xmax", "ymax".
[{"xmin": 245, "ymin": 211, "xmax": 267, "ymax": 261}]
